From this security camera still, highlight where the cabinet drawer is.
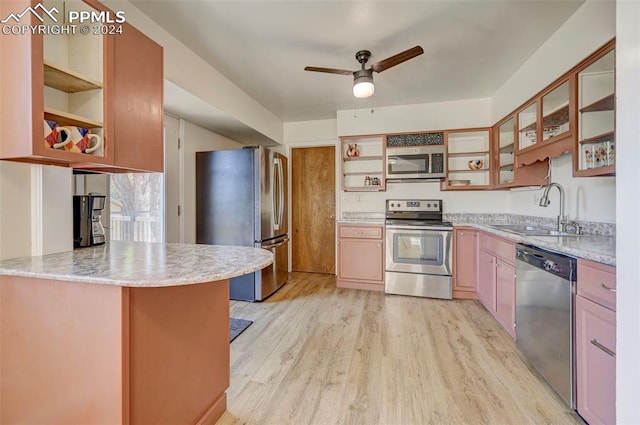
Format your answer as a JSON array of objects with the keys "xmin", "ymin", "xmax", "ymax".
[
  {"xmin": 339, "ymin": 225, "xmax": 383, "ymax": 240},
  {"xmin": 480, "ymin": 232, "xmax": 515, "ymax": 264},
  {"xmin": 577, "ymin": 259, "xmax": 616, "ymax": 311}
]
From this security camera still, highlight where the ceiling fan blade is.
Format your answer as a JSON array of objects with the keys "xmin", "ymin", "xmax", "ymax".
[
  {"xmin": 370, "ymin": 46, "xmax": 424, "ymax": 73},
  {"xmin": 304, "ymin": 66, "xmax": 353, "ymax": 76}
]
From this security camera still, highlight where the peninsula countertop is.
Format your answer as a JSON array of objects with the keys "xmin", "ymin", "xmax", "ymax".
[{"xmin": 0, "ymin": 241, "xmax": 273, "ymax": 287}]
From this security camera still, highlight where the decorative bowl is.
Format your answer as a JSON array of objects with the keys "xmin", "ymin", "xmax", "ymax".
[{"xmin": 468, "ymin": 159, "xmax": 484, "ymax": 170}]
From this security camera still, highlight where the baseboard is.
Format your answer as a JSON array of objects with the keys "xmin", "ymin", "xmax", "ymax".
[{"xmin": 195, "ymin": 393, "xmax": 227, "ymax": 425}]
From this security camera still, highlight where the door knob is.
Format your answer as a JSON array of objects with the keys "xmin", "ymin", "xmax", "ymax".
[{"xmin": 329, "ymin": 215, "xmax": 335, "ymax": 220}]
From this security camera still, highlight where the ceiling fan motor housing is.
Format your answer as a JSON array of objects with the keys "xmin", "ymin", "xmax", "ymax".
[{"xmin": 355, "ymin": 50, "xmax": 372, "ymax": 65}]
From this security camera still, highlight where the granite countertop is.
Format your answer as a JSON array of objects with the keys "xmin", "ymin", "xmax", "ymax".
[
  {"xmin": 460, "ymin": 223, "xmax": 616, "ymax": 266},
  {"xmin": 337, "ymin": 212, "xmax": 385, "ymax": 225},
  {"xmin": 0, "ymin": 241, "xmax": 273, "ymax": 287}
]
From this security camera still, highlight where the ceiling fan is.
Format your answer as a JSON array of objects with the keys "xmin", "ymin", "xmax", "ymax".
[{"xmin": 304, "ymin": 45, "xmax": 424, "ymax": 98}]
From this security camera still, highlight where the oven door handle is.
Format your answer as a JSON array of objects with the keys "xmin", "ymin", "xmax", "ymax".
[{"xmin": 385, "ymin": 225, "xmax": 453, "ymax": 231}]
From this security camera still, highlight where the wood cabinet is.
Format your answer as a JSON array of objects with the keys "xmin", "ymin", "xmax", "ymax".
[
  {"xmin": 478, "ymin": 250, "xmax": 496, "ymax": 311},
  {"xmin": 452, "ymin": 227, "xmax": 478, "ymax": 299},
  {"xmin": 340, "ymin": 136, "xmax": 385, "ymax": 191},
  {"xmin": 576, "ymin": 259, "xmax": 616, "ymax": 425},
  {"xmin": 442, "ymin": 128, "xmax": 492, "ymax": 190},
  {"xmin": 574, "ymin": 40, "xmax": 615, "ymax": 177},
  {"xmin": 516, "ymin": 76, "xmax": 575, "ymax": 166},
  {"xmin": 478, "ymin": 232, "xmax": 516, "ymax": 338},
  {"xmin": 0, "ymin": 0, "xmax": 163, "ymax": 173},
  {"xmin": 337, "ymin": 224, "xmax": 384, "ymax": 291},
  {"xmin": 492, "ymin": 115, "xmax": 548, "ymax": 188}
]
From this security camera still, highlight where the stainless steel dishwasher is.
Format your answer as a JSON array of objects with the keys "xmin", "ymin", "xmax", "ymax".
[{"xmin": 515, "ymin": 244, "xmax": 577, "ymax": 409}]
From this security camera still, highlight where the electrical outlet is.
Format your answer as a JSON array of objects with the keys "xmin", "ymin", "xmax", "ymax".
[{"xmin": 356, "ymin": 195, "xmax": 363, "ymax": 203}]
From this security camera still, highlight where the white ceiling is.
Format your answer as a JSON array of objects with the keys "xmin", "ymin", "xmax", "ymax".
[{"xmin": 132, "ymin": 0, "xmax": 584, "ymax": 128}]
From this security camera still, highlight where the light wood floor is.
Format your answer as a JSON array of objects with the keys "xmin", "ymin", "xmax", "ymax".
[{"xmin": 217, "ymin": 272, "xmax": 581, "ymax": 425}]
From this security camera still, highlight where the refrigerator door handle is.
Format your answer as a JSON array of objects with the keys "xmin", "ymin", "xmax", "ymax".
[
  {"xmin": 277, "ymin": 158, "xmax": 285, "ymax": 231},
  {"xmin": 273, "ymin": 157, "xmax": 284, "ymax": 232},
  {"xmin": 262, "ymin": 236, "xmax": 289, "ymax": 250}
]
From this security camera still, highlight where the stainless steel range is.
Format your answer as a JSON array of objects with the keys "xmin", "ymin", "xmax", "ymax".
[{"xmin": 385, "ymin": 199, "xmax": 453, "ymax": 299}]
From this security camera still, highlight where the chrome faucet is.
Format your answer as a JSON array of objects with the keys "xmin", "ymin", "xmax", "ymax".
[{"xmin": 539, "ymin": 182, "xmax": 566, "ymax": 232}]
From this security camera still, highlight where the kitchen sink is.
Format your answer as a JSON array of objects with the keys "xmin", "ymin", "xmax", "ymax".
[{"xmin": 488, "ymin": 224, "xmax": 581, "ymax": 237}]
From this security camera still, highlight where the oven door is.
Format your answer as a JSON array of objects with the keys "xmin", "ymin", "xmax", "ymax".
[{"xmin": 385, "ymin": 225, "xmax": 452, "ymax": 275}]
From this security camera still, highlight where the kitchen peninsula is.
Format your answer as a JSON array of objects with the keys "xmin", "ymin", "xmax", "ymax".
[{"xmin": 0, "ymin": 242, "xmax": 273, "ymax": 425}]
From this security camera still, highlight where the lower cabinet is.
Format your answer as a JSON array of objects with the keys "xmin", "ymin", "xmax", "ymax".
[
  {"xmin": 478, "ymin": 232, "xmax": 516, "ymax": 338},
  {"xmin": 453, "ymin": 227, "xmax": 478, "ymax": 299},
  {"xmin": 576, "ymin": 259, "xmax": 616, "ymax": 425},
  {"xmin": 337, "ymin": 223, "xmax": 384, "ymax": 291}
]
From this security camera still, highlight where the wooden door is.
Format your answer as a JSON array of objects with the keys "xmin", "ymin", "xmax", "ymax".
[{"xmin": 291, "ymin": 146, "xmax": 336, "ymax": 273}]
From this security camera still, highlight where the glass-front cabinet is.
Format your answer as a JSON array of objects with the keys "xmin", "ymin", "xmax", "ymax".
[
  {"xmin": 574, "ymin": 41, "xmax": 615, "ymax": 176},
  {"xmin": 496, "ymin": 117, "xmax": 516, "ymax": 186},
  {"xmin": 340, "ymin": 135, "xmax": 386, "ymax": 191},
  {"xmin": 517, "ymin": 102, "xmax": 538, "ymax": 151},
  {"xmin": 516, "ymin": 77, "xmax": 574, "ymax": 166}
]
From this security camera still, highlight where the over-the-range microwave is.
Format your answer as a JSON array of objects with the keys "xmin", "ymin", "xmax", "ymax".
[{"xmin": 385, "ymin": 145, "xmax": 447, "ymax": 180}]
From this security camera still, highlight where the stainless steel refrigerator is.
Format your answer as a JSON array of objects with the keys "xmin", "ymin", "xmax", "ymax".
[{"xmin": 196, "ymin": 147, "xmax": 288, "ymax": 301}]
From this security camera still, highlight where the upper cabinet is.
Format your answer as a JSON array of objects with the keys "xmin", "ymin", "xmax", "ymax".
[
  {"xmin": 493, "ymin": 115, "xmax": 548, "ymax": 189},
  {"xmin": 574, "ymin": 41, "xmax": 615, "ymax": 177},
  {"xmin": 340, "ymin": 135, "xmax": 386, "ymax": 191},
  {"xmin": 516, "ymin": 77, "xmax": 575, "ymax": 166},
  {"xmin": 0, "ymin": 0, "xmax": 163, "ymax": 173},
  {"xmin": 442, "ymin": 129, "xmax": 491, "ymax": 190}
]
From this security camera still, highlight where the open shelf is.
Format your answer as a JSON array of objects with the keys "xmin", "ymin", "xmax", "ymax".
[
  {"xmin": 499, "ymin": 143, "xmax": 514, "ymax": 154},
  {"xmin": 500, "ymin": 163, "xmax": 515, "ymax": 171},
  {"xmin": 343, "ymin": 171, "xmax": 383, "ymax": 176},
  {"xmin": 43, "ymin": 61, "xmax": 103, "ymax": 93},
  {"xmin": 343, "ymin": 186, "xmax": 384, "ymax": 192},
  {"xmin": 447, "ymin": 150, "xmax": 489, "ymax": 157},
  {"xmin": 448, "ymin": 168, "xmax": 488, "ymax": 172},
  {"xmin": 44, "ymin": 107, "xmax": 103, "ymax": 128},
  {"xmin": 580, "ymin": 93, "xmax": 614, "ymax": 113},
  {"xmin": 579, "ymin": 130, "xmax": 615, "ymax": 145},
  {"xmin": 343, "ymin": 155, "xmax": 383, "ymax": 161}
]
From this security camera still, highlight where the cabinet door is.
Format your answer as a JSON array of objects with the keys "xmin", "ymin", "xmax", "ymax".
[
  {"xmin": 576, "ymin": 295, "xmax": 616, "ymax": 425},
  {"xmin": 477, "ymin": 250, "xmax": 496, "ymax": 312},
  {"xmin": 454, "ymin": 229, "xmax": 477, "ymax": 292},
  {"xmin": 338, "ymin": 240, "xmax": 383, "ymax": 282},
  {"xmin": 575, "ymin": 42, "xmax": 615, "ymax": 177},
  {"xmin": 495, "ymin": 259, "xmax": 516, "ymax": 338},
  {"xmin": 112, "ymin": 22, "xmax": 164, "ymax": 172}
]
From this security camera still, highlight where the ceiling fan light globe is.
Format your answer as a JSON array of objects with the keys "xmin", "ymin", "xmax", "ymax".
[{"xmin": 353, "ymin": 81, "xmax": 374, "ymax": 98}]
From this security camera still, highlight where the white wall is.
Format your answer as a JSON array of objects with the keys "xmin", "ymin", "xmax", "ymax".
[
  {"xmin": 491, "ymin": 0, "xmax": 616, "ymax": 122},
  {"xmin": 180, "ymin": 119, "xmax": 243, "ymax": 244},
  {"xmin": 0, "ymin": 162, "xmax": 32, "ymax": 260},
  {"xmin": 615, "ymin": 0, "xmax": 640, "ymax": 422},
  {"xmin": 509, "ymin": 154, "xmax": 616, "ymax": 222},
  {"xmin": 0, "ymin": 162, "xmax": 73, "ymax": 260},
  {"xmin": 337, "ymin": 98, "xmax": 492, "ymax": 136},
  {"xmin": 284, "ymin": 119, "xmax": 337, "ymax": 143}
]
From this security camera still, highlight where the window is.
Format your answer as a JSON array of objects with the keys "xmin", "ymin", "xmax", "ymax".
[{"xmin": 110, "ymin": 173, "xmax": 164, "ymax": 242}]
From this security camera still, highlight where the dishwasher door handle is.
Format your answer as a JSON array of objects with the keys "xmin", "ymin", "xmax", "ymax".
[{"xmin": 591, "ymin": 338, "xmax": 616, "ymax": 358}]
